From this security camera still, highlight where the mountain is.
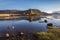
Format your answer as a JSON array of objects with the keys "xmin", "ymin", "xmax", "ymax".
[
  {"xmin": 0, "ymin": 9, "xmax": 41, "ymax": 14},
  {"xmin": 0, "ymin": 9, "xmax": 42, "ymax": 20},
  {"xmin": 0, "ymin": 9, "xmax": 52, "ymax": 20},
  {"xmin": 52, "ymin": 11, "xmax": 60, "ymax": 19},
  {"xmin": 41, "ymin": 12, "xmax": 52, "ymax": 16},
  {"xmin": 52, "ymin": 11, "xmax": 60, "ymax": 15},
  {"xmin": 0, "ymin": 9, "xmax": 49, "ymax": 16}
]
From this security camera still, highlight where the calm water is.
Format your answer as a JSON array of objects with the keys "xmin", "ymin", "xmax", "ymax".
[{"xmin": 0, "ymin": 18, "xmax": 60, "ymax": 34}]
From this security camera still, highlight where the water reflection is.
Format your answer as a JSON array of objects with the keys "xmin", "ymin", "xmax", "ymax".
[
  {"xmin": 0, "ymin": 18, "xmax": 60, "ymax": 35},
  {"xmin": 0, "ymin": 18, "xmax": 60, "ymax": 40},
  {"xmin": 0, "ymin": 20, "xmax": 45, "ymax": 33}
]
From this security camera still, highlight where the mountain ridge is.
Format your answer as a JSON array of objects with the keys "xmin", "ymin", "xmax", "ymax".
[{"xmin": 0, "ymin": 9, "xmax": 50, "ymax": 16}]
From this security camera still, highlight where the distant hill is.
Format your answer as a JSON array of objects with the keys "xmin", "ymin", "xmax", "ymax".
[
  {"xmin": 0, "ymin": 10, "xmax": 21, "ymax": 14},
  {"xmin": 0, "ymin": 9, "xmax": 53, "ymax": 20},
  {"xmin": 52, "ymin": 11, "xmax": 60, "ymax": 15},
  {"xmin": 52, "ymin": 11, "xmax": 60, "ymax": 19},
  {"xmin": 0, "ymin": 9, "xmax": 42, "ymax": 20},
  {"xmin": 41, "ymin": 12, "xmax": 52, "ymax": 16},
  {"xmin": 0, "ymin": 9, "xmax": 50, "ymax": 16}
]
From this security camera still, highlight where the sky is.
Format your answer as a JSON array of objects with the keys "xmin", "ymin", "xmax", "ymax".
[{"xmin": 0, "ymin": 0, "xmax": 60, "ymax": 13}]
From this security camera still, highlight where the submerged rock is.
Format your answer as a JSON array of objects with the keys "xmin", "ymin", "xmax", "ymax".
[
  {"xmin": 44, "ymin": 20, "xmax": 48, "ymax": 23},
  {"xmin": 47, "ymin": 23, "xmax": 53, "ymax": 29}
]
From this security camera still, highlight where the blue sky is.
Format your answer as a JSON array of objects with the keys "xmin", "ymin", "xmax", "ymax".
[{"xmin": 0, "ymin": 0, "xmax": 60, "ymax": 13}]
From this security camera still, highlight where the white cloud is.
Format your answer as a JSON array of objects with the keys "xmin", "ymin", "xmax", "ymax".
[{"xmin": 44, "ymin": 10, "xmax": 52, "ymax": 13}]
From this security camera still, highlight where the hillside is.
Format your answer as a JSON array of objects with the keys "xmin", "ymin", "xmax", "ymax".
[
  {"xmin": 0, "ymin": 9, "xmax": 50, "ymax": 16},
  {"xmin": 0, "ymin": 9, "xmax": 44, "ymax": 20}
]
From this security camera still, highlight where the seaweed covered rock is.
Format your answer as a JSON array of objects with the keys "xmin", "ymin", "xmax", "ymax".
[{"xmin": 47, "ymin": 23, "xmax": 53, "ymax": 29}]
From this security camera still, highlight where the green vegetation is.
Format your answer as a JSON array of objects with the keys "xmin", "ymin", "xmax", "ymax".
[{"xmin": 34, "ymin": 28, "xmax": 60, "ymax": 40}]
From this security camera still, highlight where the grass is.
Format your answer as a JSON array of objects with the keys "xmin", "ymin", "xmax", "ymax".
[{"xmin": 34, "ymin": 28, "xmax": 60, "ymax": 40}]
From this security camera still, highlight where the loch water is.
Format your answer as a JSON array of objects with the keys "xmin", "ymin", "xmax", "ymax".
[{"xmin": 0, "ymin": 18, "xmax": 60, "ymax": 34}]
